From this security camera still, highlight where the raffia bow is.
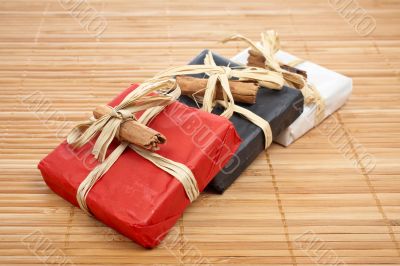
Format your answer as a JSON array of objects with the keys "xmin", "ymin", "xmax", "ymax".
[
  {"xmin": 67, "ymin": 79, "xmax": 199, "ymax": 215},
  {"xmin": 149, "ymin": 52, "xmax": 284, "ymax": 148},
  {"xmin": 67, "ymin": 84, "xmax": 173, "ymax": 162},
  {"xmin": 223, "ymin": 30, "xmax": 326, "ymax": 125}
]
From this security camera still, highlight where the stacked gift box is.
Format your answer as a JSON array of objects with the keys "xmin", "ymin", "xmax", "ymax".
[
  {"xmin": 38, "ymin": 30, "xmax": 352, "ymax": 248},
  {"xmin": 180, "ymin": 49, "xmax": 304, "ymax": 193}
]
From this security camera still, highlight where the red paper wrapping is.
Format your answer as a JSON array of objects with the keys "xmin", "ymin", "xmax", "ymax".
[{"xmin": 38, "ymin": 84, "xmax": 241, "ymax": 248}]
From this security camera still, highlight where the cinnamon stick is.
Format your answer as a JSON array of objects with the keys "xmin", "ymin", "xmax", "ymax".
[
  {"xmin": 280, "ymin": 64, "xmax": 308, "ymax": 78},
  {"xmin": 93, "ymin": 105, "xmax": 166, "ymax": 151},
  {"xmin": 176, "ymin": 76, "xmax": 259, "ymax": 104},
  {"xmin": 247, "ymin": 49, "xmax": 307, "ymax": 78},
  {"xmin": 247, "ymin": 49, "xmax": 266, "ymax": 68}
]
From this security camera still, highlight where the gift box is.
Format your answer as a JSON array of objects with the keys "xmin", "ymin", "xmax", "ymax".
[
  {"xmin": 179, "ymin": 50, "xmax": 304, "ymax": 193},
  {"xmin": 38, "ymin": 84, "xmax": 241, "ymax": 248},
  {"xmin": 232, "ymin": 49, "xmax": 352, "ymax": 146}
]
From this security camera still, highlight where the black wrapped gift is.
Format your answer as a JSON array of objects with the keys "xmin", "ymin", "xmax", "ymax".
[{"xmin": 179, "ymin": 50, "xmax": 304, "ymax": 193}]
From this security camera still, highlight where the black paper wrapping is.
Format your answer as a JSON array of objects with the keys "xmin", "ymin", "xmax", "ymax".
[{"xmin": 179, "ymin": 50, "xmax": 304, "ymax": 193}]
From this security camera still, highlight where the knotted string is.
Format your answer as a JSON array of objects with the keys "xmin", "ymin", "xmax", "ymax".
[{"xmin": 222, "ymin": 30, "xmax": 326, "ymax": 125}]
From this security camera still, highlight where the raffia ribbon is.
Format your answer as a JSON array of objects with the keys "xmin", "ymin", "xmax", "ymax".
[
  {"xmin": 150, "ymin": 52, "xmax": 285, "ymax": 148},
  {"xmin": 67, "ymin": 84, "xmax": 172, "ymax": 162},
  {"xmin": 204, "ymin": 53, "xmax": 274, "ymax": 148},
  {"xmin": 67, "ymin": 79, "xmax": 199, "ymax": 215},
  {"xmin": 68, "ymin": 57, "xmax": 287, "ymax": 215},
  {"xmin": 286, "ymin": 59, "xmax": 325, "ymax": 124},
  {"xmin": 222, "ymin": 30, "xmax": 326, "ymax": 125}
]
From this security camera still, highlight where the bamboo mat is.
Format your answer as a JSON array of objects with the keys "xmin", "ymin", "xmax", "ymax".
[{"xmin": 1, "ymin": 0, "xmax": 400, "ymax": 265}]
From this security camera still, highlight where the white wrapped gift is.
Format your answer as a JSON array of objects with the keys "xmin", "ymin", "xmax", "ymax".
[{"xmin": 231, "ymin": 49, "xmax": 352, "ymax": 146}]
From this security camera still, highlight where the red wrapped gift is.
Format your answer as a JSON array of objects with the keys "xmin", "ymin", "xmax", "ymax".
[{"xmin": 38, "ymin": 84, "xmax": 241, "ymax": 248}]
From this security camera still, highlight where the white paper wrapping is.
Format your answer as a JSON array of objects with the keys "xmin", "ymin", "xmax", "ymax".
[{"xmin": 231, "ymin": 49, "xmax": 353, "ymax": 146}]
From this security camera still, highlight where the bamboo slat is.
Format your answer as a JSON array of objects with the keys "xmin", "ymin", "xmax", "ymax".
[{"xmin": 0, "ymin": 0, "xmax": 399, "ymax": 265}]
